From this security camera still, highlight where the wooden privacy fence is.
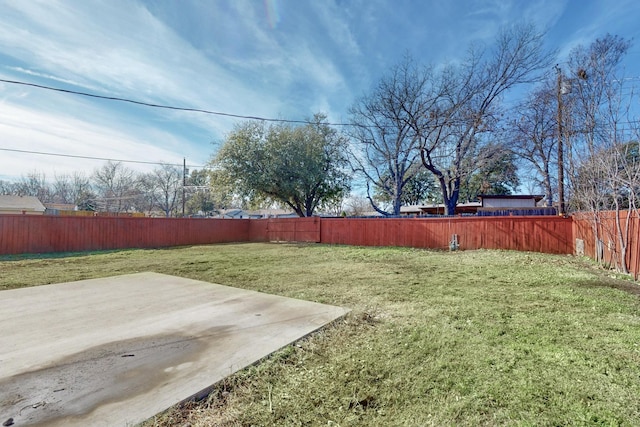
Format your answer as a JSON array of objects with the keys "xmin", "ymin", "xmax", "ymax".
[
  {"xmin": 0, "ymin": 215, "xmax": 251, "ymax": 255},
  {"xmin": 320, "ymin": 216, "xmax": 573, "ymax": 253},
  {"xmin": 573, "ymin": 211, "xmax": 640, "ymax": 280},
  {"xmin": 1, "ymin": 214, "xmax": 573, "ymax": 256},
  {"xmin": 4, "ymin": 212, "xmax": 639, "ymax": 278}
]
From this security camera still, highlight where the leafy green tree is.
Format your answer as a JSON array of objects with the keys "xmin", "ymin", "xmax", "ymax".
[
  {"xmin": 211, "ymin": 114, "xmax": 351, "ymax": 217},
  {"xmin": 185, "ymin": 169, "xmax": 216, "ymax": 216},
  {"xmin": 76, "ymin": 190, "xmax": 98, "ymax": 211},
  {"xmin": 375, "ymin": 168, "xmax": 440, "ymax": 206},
  {"xmin": 458, "ymin": 148, "xmax": 520, "ymax": 202}
]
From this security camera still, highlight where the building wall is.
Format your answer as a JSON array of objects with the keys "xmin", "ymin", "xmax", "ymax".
[{"xmin": 482, "ymin": 198, "xmax": 536, "ymax": 208}]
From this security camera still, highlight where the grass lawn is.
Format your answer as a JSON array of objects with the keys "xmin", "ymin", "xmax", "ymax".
[{"xmin": 2, "ymin": 243, "xmax": 640, "ymax": 426}]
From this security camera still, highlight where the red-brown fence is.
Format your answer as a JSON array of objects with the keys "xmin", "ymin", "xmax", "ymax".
[
  {"xmin": 0, "ymin": 215, "xmax": 250, "ymax": 255},
  {"xmin": 573, "ymin": 211, "xmax": 640, "ymax": 280},
  {"xmin": 321, "ymin": 216, "xmax": 573, "ymax": 253},
  {"xmin": 265, "ymin": 217, "xmax": 321, "ymax": 242},
  {"xmin": 1, "ymin": 214, "xmax": 572, "ymax": 255},
  {"xmin": 4, "ymin": 212, "xmax": 639, "ymax": 278},
  {"xmin": 245, "ymin": 218, "xmax": 321, "ymax": 243}
]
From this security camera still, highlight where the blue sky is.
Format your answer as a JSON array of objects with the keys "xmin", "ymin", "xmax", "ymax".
[{"xmin": 1, "ymin": 0, "xmax": 640, "ymax": 183}]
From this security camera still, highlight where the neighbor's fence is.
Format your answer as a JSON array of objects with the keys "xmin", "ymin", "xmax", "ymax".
[{"xmin": 573, "ymin": 210, "xmax": 640, "ymax": 280}]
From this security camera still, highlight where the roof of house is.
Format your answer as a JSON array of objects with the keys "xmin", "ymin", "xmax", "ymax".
[
  {"xmin": 249, "ymin": 209, "xmax": 298, "ymax": 218},
  {"xmin": 400, "ymin": 205, "xmax": 424, "ymax": 214},
  {"xmin": 478, "ymin": 194, "xmax": 544, "ymax": 202},
  {"xmin": 216, "ymin": 208, "xmax": 299, "ymax": 219},
  {"xmin": 401, "ymin": 202, "xmax": 482, "ymax": 215},
  {"xmin": 0, "ymin": 195, "xmax": 46, "ymax": 212},
  {"xmin": 218, "ymin": 209, "xmax": 247, "ymax": 218}
]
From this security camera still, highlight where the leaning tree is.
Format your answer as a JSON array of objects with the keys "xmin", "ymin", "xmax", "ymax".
[{"xmin": 415, "ymin": 23, "xmax": 553, "ymax": 215}]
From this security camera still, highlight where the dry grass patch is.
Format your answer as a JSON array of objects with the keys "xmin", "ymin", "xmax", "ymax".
[{"xmin": 2, "ymin": 243, "xmax": 640, "ymax": 426}]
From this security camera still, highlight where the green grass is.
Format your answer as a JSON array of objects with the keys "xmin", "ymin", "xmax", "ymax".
[{"xmin": 2, "ymin": 243, "xmax": 640, "ymax": 426}]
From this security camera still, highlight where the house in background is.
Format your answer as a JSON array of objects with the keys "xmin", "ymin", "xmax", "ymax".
[
  {"xmin": 216, "ymin": 209, "xmax": 298, "ymax": 219},
  {"xmin": 0, "ymin": 195, "xmax": 46, "ymax": 215},
  {"xmin": 44, "ymin": 203, "xmax": 77, "ymax": 215},
  {"xmin": 400, "ymin": 195, "xmax": 555, "ymax": 216},
  {"xmin": 400, "ymin": 201, "xmax": 482, "ymax": 216},
  {"xmin": 477, "ymin": 194, "xmax": 556, "ymax": 216},
  {"xmin": 217, "ymin": 209, "xmax": 250, "ymax": 219},
  {"xmin": 478, "ymin": 194, "xmax": 543, "ymax": 208},
  {"xmin": 249, "ymin": 209, "xmax": 298, "ymax": 218}
]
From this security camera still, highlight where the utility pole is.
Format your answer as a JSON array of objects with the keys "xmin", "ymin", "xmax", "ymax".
[
  {"xmin": 182, "ymin": 157, "xmax": 186, "ymax": 217},
  {"xmin": 555, "ymin": 65, "xmax": 565, "ymax": 216}
]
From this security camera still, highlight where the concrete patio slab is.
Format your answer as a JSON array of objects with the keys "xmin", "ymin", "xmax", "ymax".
[{"xmin": 0, "ymin": 272, "xmax": 350, "ymax": 427}]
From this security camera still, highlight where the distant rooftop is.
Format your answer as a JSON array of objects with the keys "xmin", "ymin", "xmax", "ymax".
[
  {"xmin": 478, "ymin": 194, "xmax": 544, "ymax": 201},
  {"xmin": 0, "ymin": 195, "xmax": 46, "ymax": 213}
]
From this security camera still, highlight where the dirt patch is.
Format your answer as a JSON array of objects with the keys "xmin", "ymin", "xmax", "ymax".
[{"xmin": 575, "ymin": 274, "xmax": 640, "ymax": 297}]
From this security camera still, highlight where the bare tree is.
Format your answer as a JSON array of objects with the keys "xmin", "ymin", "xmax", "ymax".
[
  {"xmin": 509, "ymin": 83, "xmax": 557, "ymax": 205},
  {"xmin": 52, "ymin": 172, "xmax": 92, "ymax": 205},
  {"xmin": 349, "ymin": 57, "xmax": 435, "ymax": 216},
  {"xmin": 574, "ymin": 141, "xmax": 639, "ymax": 272},
  {"xmin": 343, "ymin": 195, "xmax": 373, "ymax": 217},
  {"xmin": 141, "ymin": 164, "xmax": 182, "ymax": 217},
  {"xmin": 0, "ymin": 180, "xmax": 19, "ymax": 195},
  {"xmin": 564, "ymin": 35, "xmax": 632, "ymax": 200},
  {"xmin": 565, "ymin": 34, "xmax": 631, "ymax": 160},
  {"xmin": 137, "ymin": 174, "xmax": 160, "ymax": 216},
  {"xmin": 92, "ymin": 161, "xmax": 139, "ymax": 213},
  {"xmin": 565, "ymin": 35, "xmax": 636, "ymax": 273},
  {"xmin": 417, "ymin": 23, "xmax": 553, "ymax": 214},
  {"xmin": 16, "ymin": 171, "xmax": 52, "ymax": 202}
]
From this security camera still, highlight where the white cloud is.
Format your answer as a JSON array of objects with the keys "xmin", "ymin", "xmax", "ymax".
[
  {"xmin": 0, "ymin": 0, "xmax": 296, "ymax": 181},
  {"xmin": 0, "ymin": 94, "xmax": 206, "ymax": 181},
  {"xmin": 1, "ymin": 0, "xmax": 640, "ymax": 185},
  {"xmin": 0, "ymin": 1, "xmax": 284, "ymax": 114}
]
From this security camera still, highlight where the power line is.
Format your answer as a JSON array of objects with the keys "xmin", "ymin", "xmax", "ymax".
[
  {"xmin": 2, "ymin": 77, "xmax": 638, "ymax": 134},
  {"xmin": 0, "ymin": 78, "xmax": 357, "ymax": 127},
  {"xmin": 0, "ymin": 77, "xmax": 494, "ymax": 131},
  {"xmin": 0, "ymin": 147, "xmax": 205, "ymax": 168}
]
